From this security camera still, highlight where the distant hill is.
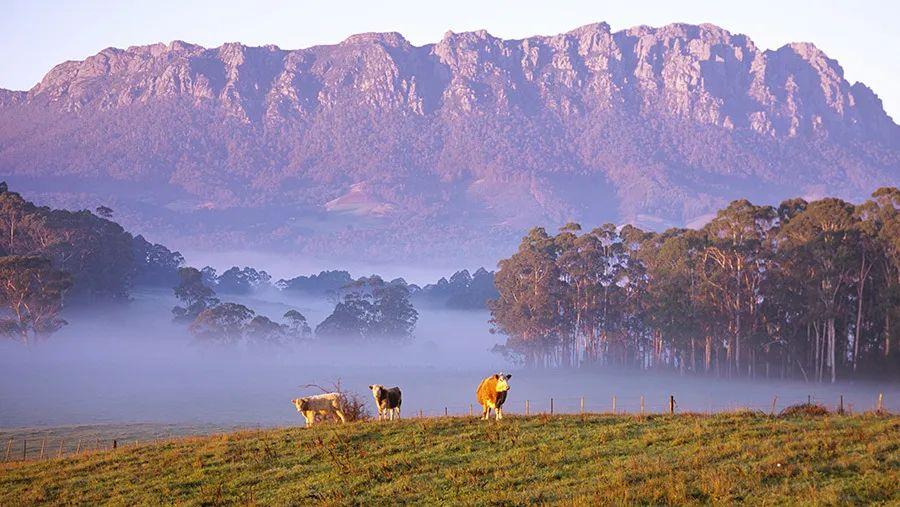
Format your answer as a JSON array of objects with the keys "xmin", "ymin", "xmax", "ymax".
[{"xmin": 1, "ymin": 22, "xmax": 897, "ymax": 263}]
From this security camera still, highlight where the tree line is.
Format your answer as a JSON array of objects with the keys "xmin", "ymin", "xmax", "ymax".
[
  {"xmin": 172, "ymin": 268, "xmax": 418, "ymax": 344},
  {"xmin": 0, "ymin": 183, "xmax": 183, "ymax": 342},
  {"xmin": 490, "ymin": 188, "xmax": 899, "ymax": 381}
]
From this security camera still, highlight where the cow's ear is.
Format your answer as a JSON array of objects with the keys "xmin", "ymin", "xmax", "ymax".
[
  {"xmin": 368, "ymin": 385, "xmax": 373, "ymax": 390},
  {"xmin": 505, "ymin": 374, "xmax": 512, "ymax": 380},
  {"xmin": 493, "ymin": 374, "xmax": 499, "ymax": 379}
]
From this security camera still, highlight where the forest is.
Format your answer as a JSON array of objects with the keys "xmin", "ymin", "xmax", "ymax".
[
  {"xmin": 2, "ymin": 181, "xmax": 898, "ymax": 383},
  {"xmin": 0, "ymin": 182, "xmax": 495, "ymax": 344},
  {"xmin": 490, "ymin": 188, "xmax": 899, "ymax": 382}
]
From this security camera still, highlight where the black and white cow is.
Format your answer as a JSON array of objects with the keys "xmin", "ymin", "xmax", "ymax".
[{"xmin": 368, "ymin": 384, "xmax": 402, "ymax": 421}]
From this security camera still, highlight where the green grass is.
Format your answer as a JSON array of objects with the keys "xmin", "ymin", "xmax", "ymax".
[{"xmin": 1, "ymin": 413, "xmax": 897, "ymax": 505}]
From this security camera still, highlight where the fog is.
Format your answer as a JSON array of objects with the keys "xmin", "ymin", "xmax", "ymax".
[{"xmin": 1, "ymin": 287, "xmax": 897, "ymax": 428}]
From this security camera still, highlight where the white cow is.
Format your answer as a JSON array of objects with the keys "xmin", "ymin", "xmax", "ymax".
[{"xmin": 291, "ymin": 392, "xmax": 347, "ymax": 427}]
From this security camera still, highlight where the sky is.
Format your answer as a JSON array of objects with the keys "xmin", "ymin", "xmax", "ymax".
[{"xmin": 1, "ymin": 0, "xmax": 898, "ymax": 120}]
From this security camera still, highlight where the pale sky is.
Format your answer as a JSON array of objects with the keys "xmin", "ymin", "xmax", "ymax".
[{"xmin": 1, "ymin": 0, "xmax": 898, "ymax": 119}]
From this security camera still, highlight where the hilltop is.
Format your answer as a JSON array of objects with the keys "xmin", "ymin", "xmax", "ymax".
[{"xmin": 1, "ymin": 413, "xmax": 897, "ymax": 504}]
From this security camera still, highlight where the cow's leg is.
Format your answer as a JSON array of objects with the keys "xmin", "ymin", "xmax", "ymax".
[
  {"xmin": 481, "ymin": 405, "xmax": 490, "ymax": 420},
  {"xmin": 497, "ymin": 407, "xmax": 503, "ymax": 420},
  {"xmin": 389, "ymin": 408, "xmax": 394, "ymax": 421},
  {"xmin": 304, "ymin": 411, "xmax": 314, "ymax": 427},
  {"xmin": 335, "ymin": 410, "xmax": 347, "ymax": 424}
]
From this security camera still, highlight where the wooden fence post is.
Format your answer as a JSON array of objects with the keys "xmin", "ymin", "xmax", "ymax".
[
  {"xmin": 419, "ymin": 409, "xmax": 423, "ymax": 418},
  {"xmin": 75, "ymin": 439, "xmax": 81, "ymax": 454},
  {"xmin": 612, "ymin": 396, "xmax": 616, "ymax": 415},
  {"xmin": 877, "ymin": 392, "xmax": 884, "ymax": 412},
  {"xmin": 640, "ymin": 395, "xmax": 645, "ymax": 416},
  {"xmin": 444, "ymin": 407, "xmax": 448, "ymax": 417},
  {"xmin": 771, "ymin": 395, "xmax": 778, "ymax": 416},
  {"xmin": 22, "ymin": 440, "xmax": 26, "ymax": 460},
  {"xmin": 580, "ymin": 397, "xmax": 585, "ymax": 416},
  {"xmin": 58, "ymin": 439, "xmax": 64, "ymax": 458},
  {"xmin": 4, "ymin": 438, "xmax": 11, "ymax": 461},
  {"xmin": 550, "ymin": 398, "xmax": 554, "ymax": 415},
  {"xmin": 469, "ymin": 404, "xmax": 473, "ymax": 417},
  {"xmin": 39, "ymin": 438, "xmax": 46, "ymax": 459},
  {"xmin": 839, "ymin": 395, "xmax": 844, "ymax": 414},
  {"xmin": 669, "ymin": 395, "xmax": 675, "ymax": 415}
]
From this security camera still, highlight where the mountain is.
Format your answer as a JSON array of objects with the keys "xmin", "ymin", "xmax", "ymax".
[{"xmin": 1, "ymin": 22, "xmax": 897, "ymax": 264}]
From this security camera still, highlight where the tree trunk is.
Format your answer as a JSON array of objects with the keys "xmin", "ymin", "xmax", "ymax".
[
  {"xmin": 830, "ymin": 318, "xmax": 836, "ymax": 384},
  {"xmin": 854, "ymin": 253, "xmax": 869, "ymax": 371}
]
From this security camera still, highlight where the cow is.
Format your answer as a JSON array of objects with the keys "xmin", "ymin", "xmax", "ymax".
[
  {"xmin": 291, "ymin": 392, "xmax": 347, "ymax": 427},
  {"xmin": 369, "ymin": 384, "xmax": 402, "ymax": 421},
  {"xmin": 476, "ymin": 373, "xmax": 512, "ymax": 420}
]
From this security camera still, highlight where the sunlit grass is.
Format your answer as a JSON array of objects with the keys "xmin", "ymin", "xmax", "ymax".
[{"xmin": 1, "ymin": 413, "xmax": 897, "ymax": 505}]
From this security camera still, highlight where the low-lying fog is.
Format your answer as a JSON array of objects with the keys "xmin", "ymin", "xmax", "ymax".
[{"xmin": 1, "ymin": 288, "xmax": 897, "ymax": 428}]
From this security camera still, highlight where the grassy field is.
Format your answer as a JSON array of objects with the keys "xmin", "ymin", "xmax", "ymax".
[{"xmin": 1, "ymin": 413, "xmax": 897, "ymax": 505}]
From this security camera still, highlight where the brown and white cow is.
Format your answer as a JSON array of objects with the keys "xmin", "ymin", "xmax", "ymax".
[
  {"xmin": 291, "ymin": 392, "xmax": 346, "ymax": 427},
  {"xmin": 368, "ymin": 384, "xmax": 402, "ymax": 421},
  {"xmin": 476, "ymin": 373, "xmax": 511, "ymax": 420}
]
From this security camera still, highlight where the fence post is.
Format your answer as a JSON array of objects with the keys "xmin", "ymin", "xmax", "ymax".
[
  {"xmin": 75, "ymin": 439, "xmax": 81, "ymax": 454},
  {"xmin": 525, "ymin": 400, "xmax": 529, "ymax": 416},
  {"xmin": 612, "ymin": 396, "xmax": 616, "ymax": 415},
  {"xmin": 669, "ymin": 395, "xmax": 675, "ymax": 415},
  {"xmin": 4, "ymin": 438, "xmax": 11, "ymax": 461},
  {"xmin": 807, "ymin": 395, "xmax": 811, "ymax": 405},
  {"xmin": 580, "ymin": 397, "xmax": 585, "ymax": 416},
  {"xmin": 839, "ymin": 395, "xmax": 844, "ymax": 414},
  {"xmin": 640, "ymin": 395, "xmax": 645, "ymax": 416},
  {"xmin": 771, "ymin": 395, "xmax": 778, "ymax": 416},
  {"xmin": 877, "ymin": 392, "xmax": 884, "ymax": 412},
  {"xmin": 39, "ymin": 438, "xmax": 46, "ymax": 459},
  {"xmin": 113, "ymin": 439, "xmax": 117, "ymax": 450},
  {"xmin": 419, "ymin": 409, "xmax": 423, "ymax": 418},
  {"xmin": 550, "ymin": 398, "xmax": 554, "ymax": 415},
  {"xmin": 469, "ymin": 404, "xmax": 473, "ymax": 417},
  {"xmin": 444, "ymin": 407, "xmax": 448, "ymax": 417},
  {"xmin": 58, "ymin": 439, "xmax": 64, "ymax": 458},
  {"xmin": 22, "ymin": 440, "xmax": 26, "ymax": 460}
]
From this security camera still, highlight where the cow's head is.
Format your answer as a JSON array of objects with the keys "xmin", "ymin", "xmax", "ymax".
[
  {"xmin": 291, "ymin": 397, "xmax": 309, "ymax": 412},
  {"xmin": 368, "ymin": 384, "xmax": 385, "ymax": 400},
  {"xmin": 494, "ymin": 373, "xmax": 512, "ymax": 392}
]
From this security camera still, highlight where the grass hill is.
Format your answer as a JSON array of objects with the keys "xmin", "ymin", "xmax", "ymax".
[{"xmin": 1, "ymin": 413, "xmax": 897, "ymax": 505}]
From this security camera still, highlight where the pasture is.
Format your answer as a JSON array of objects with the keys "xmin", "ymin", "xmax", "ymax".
[{"xmin": 1, "ymin": 412, "xmax": 897, "ymax": 505}]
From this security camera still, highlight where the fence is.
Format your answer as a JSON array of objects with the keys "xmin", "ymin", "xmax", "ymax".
[{"xmin": 1, "ymin": 391, "xmax": 889, "ymax": 464}]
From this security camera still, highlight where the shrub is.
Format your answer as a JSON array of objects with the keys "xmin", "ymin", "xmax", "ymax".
[{"xmin": 780, "ymin": 403, "xmax": 829, "ymax": 417}]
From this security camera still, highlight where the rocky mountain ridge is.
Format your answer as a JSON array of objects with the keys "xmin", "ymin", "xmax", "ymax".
[{"xmin": 0, "ymin": 22, "xmax": 897, "ymax": 263}]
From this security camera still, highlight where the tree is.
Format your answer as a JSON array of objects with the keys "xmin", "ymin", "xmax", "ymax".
[
  {"xmin": 245, "ymin": 315, "xmax": 288, "ymax": 344},
  {"xmin": 369, "ymin": 283, "xmax": 418, "ymax": 340},
  {"xmin": 315, "ymin": 278, "xmax": 418, "ymax": 341},
  {"xmin": 172, "ymin": 267, "xmax": 219, "ymax": 322},
  {"xmin": 0, "ymin": 185, "xmax": 135, "ymax": 302},
  {"xmin": 315, "ymin": 291, "xmax": 372, "ymax": 340},
  {"xmin": 700, "ymin": 200, "xmax": 776, "ymax": 376},
  {"xmin": 189, "ymin": 302, "xmax": 255, "ymax": 343},
  {"xmin": 0, "ymin": 256, "xmax": 72, "ymax": 343},
  {"xmin": 216, "ymin": 266, "xmax": 272, "ymax": 294},
  {"xmin": 131, "ymin": 235, "xmax": 184, "ymax": 287},
  {"xmin": 95, "ymin": 206, "xmax": 114, "ymax": 219},
  {"xmin": 283, "ymin": 309, "xmax": 312, "ymax": 339},
  {"xmin": 490, "ymin": 227, "xmax": 566, "ymax": 368}
]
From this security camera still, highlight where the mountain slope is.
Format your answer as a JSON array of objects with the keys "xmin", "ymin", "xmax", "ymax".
[{"xmin": 1, "ymin": 22, "xmax": 897, "ymax": 263}]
